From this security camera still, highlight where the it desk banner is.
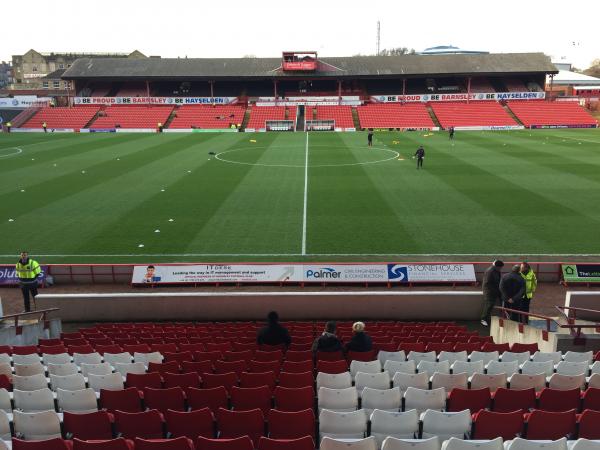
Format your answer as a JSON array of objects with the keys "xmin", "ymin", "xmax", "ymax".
[{"xmin": 132, "ymin": 263, "xmax": 476, "ymax": 284}]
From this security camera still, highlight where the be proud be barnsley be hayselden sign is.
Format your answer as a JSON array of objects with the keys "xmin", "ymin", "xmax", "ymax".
[{"xmin": 131, "ymin": 263, "xmax": 476, "ymax": 284}]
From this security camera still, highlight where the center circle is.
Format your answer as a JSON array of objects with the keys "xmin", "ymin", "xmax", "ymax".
[
  {"xmin": 0, "ymin": 147, "xmax": 23, "ymax": 158},
  {"xmin": 214, "ymin": 144, "xmax": 400, "ymax": 168}
]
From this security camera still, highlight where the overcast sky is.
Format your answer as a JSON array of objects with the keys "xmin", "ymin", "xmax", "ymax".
[{"xmin": 3, "ymin": 0, "xmax": 598, "ymax": 69}]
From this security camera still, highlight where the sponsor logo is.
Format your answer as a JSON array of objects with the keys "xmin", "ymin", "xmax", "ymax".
[
  {"xmin": 387, "ymin": 264, "xmax": 408, "ymax": 282},
  {"xmin": 306, "ymin": 267, "xmax": 341, "ymax": 279},
  {"xmin": 12, "ymin": 99, "xmax": 19, "ymax": 106}
]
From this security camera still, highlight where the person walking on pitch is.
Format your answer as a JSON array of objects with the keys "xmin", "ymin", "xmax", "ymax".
[
  {"xmin": 367, "ymin": 129, "xmax": 374, "ymax": 147},
  {"xmin": 414, "ymin": 145, "xmax": 425, "ymax": 169}
]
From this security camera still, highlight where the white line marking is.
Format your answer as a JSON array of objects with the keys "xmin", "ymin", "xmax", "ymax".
[
  {"xmin": 214, "ymin": 145, "xmax": 399, "ymax": 168},
  {"xmin": 0, "ymin": 253, "xmax": 599, "ymax": 258},
  {"xmin": 0, "ymin": 147, "xmax": 23, "ymax": 158},
  {"xmin": 302, "ymin": 132, "xmax": 309, "ymax": 255},
  {"xmin": 557, "ymin": 136, "xmax": 600, "ymax": 145}
]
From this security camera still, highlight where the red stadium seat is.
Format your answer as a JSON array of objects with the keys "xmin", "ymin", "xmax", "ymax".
[
  {"xmin": 114, "ymin": 409, "xmax": 165, "ymax": 439},
  {"xmin": 163, "ymin": 351, "xmax": 194, "ymax": 364},
  {"xmin": 267, "ymin": 408, "xmax": 315, "ymax": 440},
  {"xmin": 165, "ymin": 408, "xmax": 215, "ymax": 439},
  {"xmin": 316, "ymin": 351, "xmax": 344, "ymax": 362},
  {"xmin": 194, "ymin": 351, "xmax": 224, "ymax": 364},
  {"xmin": 240, "ymin": 371, "xmax": 277, "ymax": 391},
  {"xmin": 144, "ymin": 387, "xmax": 186, "ymax": 413},
  {"xmin": 95, "ymin": 344, "xmax": 122, "ymax": 355},
  {"xmin": 68, "ymin": 344, "xmax": 96, "ymax": 355},
  {"xmin": 123, "ymin": 344, "xmax": 152, "ymax": 354},
  {"xmin": 257, "ymin": 437, "xmax": 314, "ymax": 450},
  {"xmin": 187, "ymin": 386, "xmax": 228, "ymax": 413},
  {"xmin": 202, "ymin": 372, "xmax": 238, "ymax": 391},
  {"xmin": 73, "ymin": 438, "xmax": 134, "ymax": 450},
  {"xmin": 281, "ymin": 360, "xmax": 313, "ymax": 374},
  {"xmin": 12, "ymin": 438, "xmax": 72, "ymax": 450},
  {"xmin": 346, "ymin": 350, "xmax": 377, "ymax": 362},
  {"xmin": 20, "ymin": 106, "xmax": 101, "ymax": 130},
  {"xmin": 249, "ymin": 360, "xmax": 281, "ymax": 374},
  {"xmin": 230, "ymin": 385, "xmax": 272, "ymax": 414},
  {"xmin": 510, "ymin": 343, "xmax": 539, "ymax": 353},
  {"xmin": 537, "ymin": 388, "xmax": 581, "ymax": 412},
  {"xmin": 273, "ymin": 386, "xmax": 314, "ymax": 412},
  {"xmin": 482, "ymin": 343, "xmax": 510, "ymax": 353},
  {"xmin": 149, "ymin": 361, "xmax": 181, "ymax": 375},
  {"xmin": 63, "ymin": 410, "xmax": 114, "ymax": 440},
  {"xmin": 447, "ymin": 388, "xmax": 491, "ymax": 412},
  {"xmin": 278, "ymin": 371, "xmax": 314, "ymax": 389},
  {"xmin": 525, "ymin": 409, "xmax": 577, "ymax": 440},
  {"xmin": 125, "ymin": 372, "xmax": 163, "ymax": 390},
  {"xmin": 582, "ymin": 388, "xmax": 600, "ymax": 411},
  {"xmin": 215, "ymin": 360, "xmax": 248, "ymax": 376},
  {"xmin": 397, "ymin": 343, "xmax": 426, "ymax": 353},
  {"xmin": 181, "ymin": 360, "xmax": 213, "ymax": 375},
  {"xmin": 578, "ymin": 409, "xmax": 600, "ymax": 439},
  {"xmin": 163, "ymin": 372, "xmax": 202, "ymax": 389},
  {"xmin": 216, "ymin": 407, "xmax": 265, "ymax": 446},
  {"xmin": 13, "ymin": 345, "xmax": 39, "ymax": 355},
  {"xmin": 316, "ymin": 360, "xmax": 348, "ymax": 374},
  {"xmin": 284, "ymin": 351, "xmax": 313, "ymax": 362},
  {"xmin": 431, "ymin": 101, "xmax": 517, "ymax": 128},
  {"xmin": 205, "ymin": 343, "xmax": 232, "ymax": 353},
  {"xmin": 472, "ymin": 409, "xmax": 524, "ymax": 440},
  {"xmin": 134, "ymin": 437, "xmax": 194, "ymax": 450},
  {"xmin": 254, "ymin": 350, "xmax": 283, "ymax": 362},
  {"xmin": 151, "ymin": 344, "xmax": 178, "ymax": 354},
  {"xmin": 195, "ymin": 436, "xmax": 254, "ymax": 450},
  {"xmin": 40, "ymin": 345, "xmax": 68, "ymax": 355},
  {"xmin": 492, "ymin": 388, "xmax": 536, "ymax": 412},
  {"xmin": 357, "ymin": 103, "xmax": 435, "ymax": 129},
  {"xmin": 508, "ymin": 101, "xmax": 598, "ymax": 128},
  {"xmin": 100, "ymin": 387, "xmax": 143, "ymax": 412}
]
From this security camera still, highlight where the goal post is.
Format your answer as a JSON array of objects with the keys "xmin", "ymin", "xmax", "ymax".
[{"xmin": 306, "ymin": 119, "xmax": 335, "ymax": 131}]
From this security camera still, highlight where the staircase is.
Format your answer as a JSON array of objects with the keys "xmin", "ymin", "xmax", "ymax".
[
  {"xmin": 241, "ymin": 107, "xmax": 252, "ymax": 130},
  {"xmin": 296, "ymin": 106, "xmax": 305, "ymax": 132},
  {"xmin": 11, "ymin": 107, "xmax": 40, "ymax": 128},
  {"xmin": 107, "ymin": 83, "xmax": 121, "ymax": 97},
  {"xmin": 502, "ymin": 103, "xmax": 524, "ymax": 126},
  {"xmin": 163, "ymin": 106, "xmax": 179, "ymax": 129},
  {"xmin": 83, "ymin": 105, "xmax": 105, "ymax": 129},
  {"xmin": 351, "ymin": 107, "xmax": 361, "ymax": 129},
  {"xmin": 426, "ymin": 104, "xmax": 442, "ymax": 129}
]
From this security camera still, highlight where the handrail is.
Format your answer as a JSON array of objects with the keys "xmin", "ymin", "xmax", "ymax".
[
  {"xmin": 494, "ymin": 306, "xmax": 598, "ymax": 338},
  {"xmin": 556, "ymin": 305, "xmax": 600, "ymax": 321},
  {"xmin": 0, "ymin": 308, "xmax": 60, "ymax": 329}
]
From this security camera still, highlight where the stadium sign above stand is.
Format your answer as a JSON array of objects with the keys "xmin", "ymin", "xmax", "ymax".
[
  {"xmin": 73, "ymin": 97, "xmax": 238, "ymax": 105},
  {"xmin": 562, "ymin": 264, "xmax": 600, "ymax": 283},
  {"xmin": 372, "ymin": 92, "xmax": 546, "ymax": 103},
  {"xmin": 255, "ymin": 96, "xmax": 362, "ymax": 106},
  {"xmin": 0, "ymin": 96, "xmax": 51, "ymax": 108},
  {"xmin": 131, "ymin": 263, "xmax": 476, "ymax": 285}
]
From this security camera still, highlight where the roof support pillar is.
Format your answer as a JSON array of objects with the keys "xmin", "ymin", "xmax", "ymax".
[
  {"xmin": 549, "ymin": 74, "xmax": 554, "ymax": 101},
  {"xmin": 402, "ymin": 78, "xmax": 406, "ymax": 96},
  {"xmin": 209, "ymin": 80, "xmax": 214, "ymax": 99},
  {"xmin": 146, "ymin": 81, "xmax": 150, "ymax": 97},
  {"xmin": 337, "ymin": 80, "xmax": 342, "ymax": 104},
  {"xmin": 273, "ymin": 80, "xmax": 278, "ymax": 105},
  {"xmin": 467, "ymin": 77, "xmax": 471, "ymax": 104}
]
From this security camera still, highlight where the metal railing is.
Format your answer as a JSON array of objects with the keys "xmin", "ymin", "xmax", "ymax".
[
  {"xmin": 0, "ymin": 308, "xmax": 59, "ymax": 329},
  {"xmin": 495, "ymin": 306, "xmax": 599, "ymax": 338}
]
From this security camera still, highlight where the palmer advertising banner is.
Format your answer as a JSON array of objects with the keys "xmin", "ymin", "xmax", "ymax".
[
  {"xmin": 371, "ymin": 91, "xmax": 545, "ymax": 103},
  {"xmin": 132, "ymin": 263, "xmax": 475, "ymax": 284},
  {"xmin": 73, "ymin": 97, "xmax": 237, "ymax": 105},
  {"xmin": 562, "ymin": 264, "xmax": 600, "ymax": 283},
  {"xmin": 0, "ymin": 265, "xmax": 48, "ymax": 286}
]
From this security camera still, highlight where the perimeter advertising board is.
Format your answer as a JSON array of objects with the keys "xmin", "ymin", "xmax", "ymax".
[
  {"xmin": 132, "ymin": 263, "xmax": 476, "ymax": 284},
  {"xmin": 562, "ymin": 264, "xmax": 600, "ymax": 283},
  {"xmin": 0, "ymin": 265, "xmax": 48, "ymax": 285}
]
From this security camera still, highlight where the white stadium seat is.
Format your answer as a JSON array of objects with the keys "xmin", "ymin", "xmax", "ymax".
[
  {"xmin": 81, "ymin": 362, "xmax": 113, "ymax": 377},
  {"xmin": 42, "ymin": 353, "xmax": 72, "ymax": 365},
  {"xmin": 0, "ymin": 410, "xmax": 10, "ymax": 440},
  {"xmin": 103, "ymin": 352, "xmax": 133, "ymax": 366},
  {"xmin": 134, "ymin": 352, "xmax": 164, "ymax": 365},
  {"xmin": 438, "ymin": 352, "xmax": 468, "ymax": 365},
  {"xmin": 317, "ymin": 372, "xmax": 353, "ymax": 390},
  {"xmin": 0, "ymin": 389, "xmax": 11, "ymax": 413},
  {"xmin": 382, "ymin": 436, "xmax": 441, "ymax": 450},
  {"xmin": 417, "ymin": 361, "xmax": 451, "ymax": 377},
  {"xmin": 548, "ymin": 373, "xmax": 586, "ymax": 390},
  {"xmin": 563, "ymin": 352, "xmax": 593, "ymax": 364},
  {"xmin": 370, "ymin": 409, "xmax": 419, "ymax": 446},
  {"xmin": 555, "ymin": 361, "xmax": 589, "ymax": 376},
  {"xmin": 504, "ymin": 438, "xmax": 567, "ymax": 450},
  {"xmin": 321, "ymin": 437, "xmax": 378, "ymax": 450},
  {"xmin": 431, "ymin": 373, "xmax": 468, "ymax": 391},
  {"xmin": 12, "ymin": 354, "xmax": 41, "ymax": 365},
  {"xmin": 408, "ymin": 352, "xmax": 437, "ymax": 366},
  {"xmin": 87, "ymin": 372, "xmax": 124, "ymax": 392},
  {"xmin": 319, "ymin": 409, "xmax": 368, "ymax": 441},
  {"xmin": 73, "ymin": 353, "xmax": 103, "ymax": 366},
  {"xmin": 318, "ymin": 387, "xmax": 359, "ymax": 413},
  {"xmin": 49, "ymin": 373, "xmax": 86, "ymax": 391},
  {"xmin": 470, "ymin": 373, "xmax": 508, "ymax": 390},
  {"xmin": 350, "ymin": 361, "xmax": 382, "ymax": 380},
  {"xmin": 404, "ymin": 387, "xmax": 446, "ymax": 413},
  {"xmin": 361, "ymin": 388, "xmax": 402, "ymax": 416},
  {"xmin": 452, "ymin": 361, "xmax": 484, "ymax": 376},
  {"xmin": 12, "ymin": 374, "xmax": 48, "ymax": 391},
  {"xmin": 470, "ymin": 352, "xmax": 499, "ymax": 365},
  {"xmin": 13, "ymin": 410, "xmax": 62, "ymax": 440},
  {"xmin": 57, "ymin": 387, "xmax": 98, "ymax": 413},
  {"xmin": 421, "ymin": 409, "xmax": 472, "ymax": 440},
  {"xmin": 379, "ymin": 351, "xmax": 407, "ymax": 365},
  {"xmin": 393, "ymin": 372, "xmax": 429, "ymax": 392},
  {"xmin": 442, "ymin": 437, "xmax": 503, "ymax": 450},
  {"xmin": 385, "ymin": 360, "xmax": 417, "ymax": 377},
  {"xmin": 532, "ymin": 352, "xmax": 562, "ymax": 365},
  {"xmin": 47, "ymin": 362, "xmax": 79, "ymax": 377},
  {"xmin": 520, "ymin": 361, "xmax": 554, "ymax": 377},
  {"xmin": 486, "ymin": 361, "xmax": 519, "ymax": 376},
  {"xmin": 355, "ymin": 372, "xmax": 391, "ymax": 396},
  {"xmin": 114, "ymin": 362, "xmax": 146, "ymax": 377},
  {"xmin": 588, "ymin": 374, "xmax": 600, "ymax": 389},
  {"xmin": 14, "ymin": 363, "xmax": 45, "ymax": 377},
  {"xmin": 569, "ymin": 439, "xmax": 600, "ymax": 450},
  {"xmin": 508, "ymin": 373, "xmax": 546, "ymax": 391},
  {"xmin": 501, "ymin": 352, "xmax": 531, "ymax": 365},
  {"xmin": 13, "ymin": 388, "xmax": 55, "ymax": 412}
]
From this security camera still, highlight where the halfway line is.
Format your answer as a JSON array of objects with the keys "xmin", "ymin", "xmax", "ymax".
[{"xmin": 301, "ymin": 132, "xmax": 309, "ymax": 255}]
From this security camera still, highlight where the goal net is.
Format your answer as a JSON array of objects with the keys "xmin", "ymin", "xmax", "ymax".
[{"xmin": 306, "ymin": 119, "xmax": 335, "ymax": 131}]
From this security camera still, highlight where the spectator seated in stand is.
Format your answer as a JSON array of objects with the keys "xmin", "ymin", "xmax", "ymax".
[
  {"xmin": 257, "ymin": 312, "xmax": 292, "ymax": 348},
  {"xmin": 345, "ymin": 322, "xmax": 372, "ymax": 353},
  {"xmin": 312, "ymin": 321, "xmax": 343, "ymax": 354}
]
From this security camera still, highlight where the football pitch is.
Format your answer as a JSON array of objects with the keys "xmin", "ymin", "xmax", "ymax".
[{"xmin": 1, "ymin": 129, "xmax": 600, "ymax": 263}]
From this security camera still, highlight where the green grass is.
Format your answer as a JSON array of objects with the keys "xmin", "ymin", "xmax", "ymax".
[{"xmin": 1, "ymin": 128, "xmax": 600, "ymax": 263}]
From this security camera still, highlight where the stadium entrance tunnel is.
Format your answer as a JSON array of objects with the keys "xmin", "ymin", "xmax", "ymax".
[{"xmin": 214, "ymin": 144, "xmax": 400, "ymax": 168}]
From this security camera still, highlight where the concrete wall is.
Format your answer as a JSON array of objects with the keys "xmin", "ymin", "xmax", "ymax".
[
  {"xmin": 0, "ymin": 318, "xmax": 61, "ymax": 346},
  {"xmin": 36, "ymin": 291, "xmax": 484, "ymax": 322}
]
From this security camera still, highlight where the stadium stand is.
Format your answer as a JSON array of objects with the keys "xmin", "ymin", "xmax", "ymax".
[
  {"xmin": 313, "ymin": 106, "xmax": 355, "ymax": 128},
  {"xmin": 507, "ymin": 101, "xmax": 598, "ymax": 128},
  {"xmin": 20, "ymin": 106, "xmax": 100, "ymax": 129},
  {"xmin": 503, "ymin": 79, "xmax": 529, "ymax": 92},
  {"xmin": 115, "ymin": 84, "xmax": 148, "ymax": 97},
  {"xmin": 467, "ymin": 77, "xmax": 496, "ymax": 93},
  {"xmin": 168, "ymin": 105, "xmax": 246, "ymax": 129},
  {"xmin": 430, "ymin": 101, "xmax": 518, "ymax": 128},
  {"xmin": 356, "ymin": 103, "xmax": 435, "ymax": 129},
  {"xmin": 90, "ymin": 106, "xmax": 174, "ymax": 129}
]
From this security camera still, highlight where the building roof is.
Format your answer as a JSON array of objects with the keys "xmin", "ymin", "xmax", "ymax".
[
  {"xmin": 551, "ymin": 70, "xmax": 600, "ymax": 85},
  {"xmin": 43, "ymin": 69, "xmax": 66, "ymax": 80},
  {"xmin": 62, "ymin": 52, "xmax": 557, "ymax": 80},
  {"xmin": 419, "ymin": 45, "xmax": 489, "ymax": 55}
]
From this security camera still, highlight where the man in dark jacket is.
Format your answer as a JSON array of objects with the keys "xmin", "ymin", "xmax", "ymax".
[
  {"xmin": 256, "ymin": 311, "xmax": 291, "ymax": 347},
  {"xmin": 500, "ymin": 264, "xmax": 526, "ymax": 321},
  {"xmin": 312, "ymin": 321, "xmax": 343, "ymax": 354},
  {"xmin": 414, "ymin": 146, "xmax": 425, "ymax": 169},
  {"xmin": 345, "ymin": 321, "xmax": 373, "ymax": 353},
  {"xmin": 480, "ymin": 260, "xmax": 504, "ymax": 327}
]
